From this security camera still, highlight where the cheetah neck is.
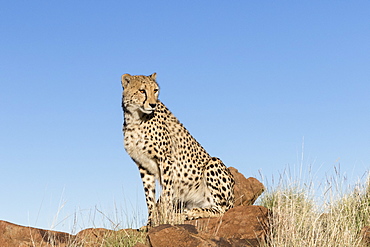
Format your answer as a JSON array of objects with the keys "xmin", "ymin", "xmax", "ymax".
[{"xmin": 123, "ymin": 105, "xmax": 154, "ymax": 127}]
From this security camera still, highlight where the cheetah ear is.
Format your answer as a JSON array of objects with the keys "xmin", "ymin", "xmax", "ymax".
[
  {"xmin": 149, "ymin": 72, "xmax": 157, "ymax": 80},
  {"xmin": 121, "ymin": 74, "xmax": 131, "ymax": 88}
]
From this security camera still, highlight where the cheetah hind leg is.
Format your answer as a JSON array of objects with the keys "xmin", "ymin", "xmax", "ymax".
[{"xmin": 185, "ymin": 157, "xmax": 235, "ymax": 220}]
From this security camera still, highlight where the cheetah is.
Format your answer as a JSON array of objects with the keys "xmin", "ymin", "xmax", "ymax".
[{"xmin": 121, "ymin": 73, "xmax": 234, "ymax": 227}]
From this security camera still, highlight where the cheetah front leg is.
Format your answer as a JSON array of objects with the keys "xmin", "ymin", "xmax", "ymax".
[
  {"xmin": 185, "ymin": 157, "xmax": 235, "ymax": 220},
  {"xmin": 138, "ymin": 166, "xmax": 156, "ymax": 227}
]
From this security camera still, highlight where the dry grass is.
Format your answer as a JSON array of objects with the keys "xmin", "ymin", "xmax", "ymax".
[
  {"xmin": 259, "ymin": 169, "xmax": 370, "ymax": 247},
  {"xmin": 101, "ymin": 230, "xmax": 147, "ymax": 247},
  {"xmin": 150, "ymin": 201, "xmax": 186, "ymax": 227}
]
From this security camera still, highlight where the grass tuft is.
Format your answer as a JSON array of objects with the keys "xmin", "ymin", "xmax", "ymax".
[
  {"xmin": 102, "ymin": 229, "xmax": 147, "ymax": 247},
  {"xmin": 259, "ymin": 168, "xmax": 370, "ymax": 247}
]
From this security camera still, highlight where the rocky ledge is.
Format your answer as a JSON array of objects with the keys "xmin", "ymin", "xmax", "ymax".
[{"xmin": 1, "ymin": 167, "xmax": 271, "ymax": 247}]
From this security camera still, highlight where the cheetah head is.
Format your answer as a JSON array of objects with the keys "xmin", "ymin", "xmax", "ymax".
[{"xmin": 121, "ymin": 73, "xmax": 159, "ymax": 115}]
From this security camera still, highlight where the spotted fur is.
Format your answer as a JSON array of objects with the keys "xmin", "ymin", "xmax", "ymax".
[{"xmin": 121, "ymin": 73, "xmax": 234, "ymax": 226}]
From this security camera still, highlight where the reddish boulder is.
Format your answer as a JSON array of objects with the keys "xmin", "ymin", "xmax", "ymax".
[
  {"xmin": 148, "ymin": 205, "xmax": 269, "ymax": 247},
  {"xmin": 186, "ymin": 205, "xmax": 269, "ymax": 246},
  {"xmin": 0, "ymin": 220, "xmax": 74, "ymax": 247},
  {"xmin": 147, "ymin": 224, "xmax": 232, "ymax": 247},
  {"xmin": 148, "ymin": 224, "xmax": 202, "ymax": 247},
  {"xmin": 0, "ymin": 221, "xmax": 145, "ymax": 247},
  {"xmin": 228, "ymin": 167, "xmax": 265, "ymax": 206}
]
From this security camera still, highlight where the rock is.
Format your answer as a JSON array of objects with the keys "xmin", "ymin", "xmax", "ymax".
[
  {"xmin": 148, "ymin": 205, "xmax": 269, "ymax": 247},
  {"xmin": 0, "ymin": 206, "xmax": 268, "ymax": 246},
  {"xmin": 148, "ymin": 224, "xmax": 203, "ymax": 247},
  {"xmin": 0, "ymin": 220, "xmax": 74, "ymax": 247},
  {"xmin": 187, "ymin": 205, "xmax": 270, "ymax": 246},
  {"xmin": 148, "ymin": 224, "xmax": 233, "ymax": 247},
  {"xmin": 0, "ymin": 221, "xmax": 145, "ymax": 247},
  {"xmin": 228, "ymin": 167, "xmax": 265, "ymax": 206}
]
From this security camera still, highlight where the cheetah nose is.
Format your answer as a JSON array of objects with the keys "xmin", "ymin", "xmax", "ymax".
[{"xmin": 149, "ymin": 103, "xmax": 157, "ymax": 109}]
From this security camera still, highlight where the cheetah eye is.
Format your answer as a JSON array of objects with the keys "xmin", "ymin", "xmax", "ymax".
[
  {"xmin": 154, "ymin": 89, "xmax": 159, "ymax": 93},
  {"xmin": 139, "ymin": 89, "xmax": 145, "ymax": 94}
]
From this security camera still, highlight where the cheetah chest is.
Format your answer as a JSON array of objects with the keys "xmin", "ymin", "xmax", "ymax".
[{"xmin": 124, "ymin": 125, "xmax": 160, "ymax": 177}]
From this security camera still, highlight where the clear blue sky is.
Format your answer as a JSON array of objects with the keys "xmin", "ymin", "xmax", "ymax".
[{"xmin": 1, "ymin": 1, "xmax": 369, "ymax": 233}]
